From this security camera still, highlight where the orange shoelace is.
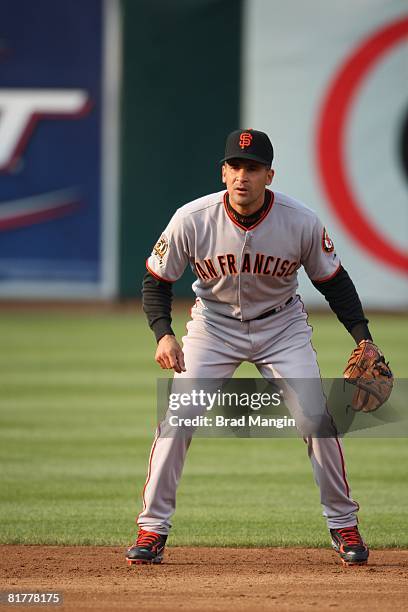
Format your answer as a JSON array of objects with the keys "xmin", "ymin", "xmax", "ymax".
[
  {"xmin": 337, "ymin": 527, "xmax": 362, "ymax": 546},
  {"xmin": 136, "ymin": 530, "xmax": 162, "ymax": 547}
]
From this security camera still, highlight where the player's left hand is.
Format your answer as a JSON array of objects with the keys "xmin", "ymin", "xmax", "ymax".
[{"xmin": 343, "ymin": 340, "xmax": 393, "ymax": 412}]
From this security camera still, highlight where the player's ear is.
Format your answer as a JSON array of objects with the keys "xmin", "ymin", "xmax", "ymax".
[
  {"xmin": 266, "ymin": 168, "xmax": 274, "ymax": 186},
  {"xmin": 221, "ymin": 164, "xmax": 227, "ymax": 184}
]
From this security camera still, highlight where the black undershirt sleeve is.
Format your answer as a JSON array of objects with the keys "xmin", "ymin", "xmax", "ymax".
[
  {"xmin": 142, "ymin": 271, "xmax": 174, "ymax": 342},
  {"xmin": 312, "ymin": 265, "xmax": 372, "ymax": 344}
]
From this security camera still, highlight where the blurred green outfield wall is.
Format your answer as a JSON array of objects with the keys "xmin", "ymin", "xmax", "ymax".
[{"xmin": 119, "ymin": 0, "xmax": 242, "ymax": 297}]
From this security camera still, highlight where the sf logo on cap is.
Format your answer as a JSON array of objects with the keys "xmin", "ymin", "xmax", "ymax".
[{"xmin": 239, "ymin": 132, "xmax": 253, "ymax": 149}]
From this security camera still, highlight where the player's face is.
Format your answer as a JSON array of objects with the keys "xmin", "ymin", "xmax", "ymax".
[{"xmin": 222, "ymin": 159, "xmax": 274, "ymax": 214}]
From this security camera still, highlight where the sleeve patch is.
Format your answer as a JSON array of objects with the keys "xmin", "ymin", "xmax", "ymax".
[
  {"xmin": 322, "ymin": 227, "xmax": 335, "ymax": 253},
  {"xmin": 153, "ymin": 234, "xmax": 169, "ymax": 267}
]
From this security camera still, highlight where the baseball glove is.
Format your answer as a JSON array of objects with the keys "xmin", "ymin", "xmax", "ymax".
[{"xmin": 343, "ymin": 340, "xmax": 393, "ymax": 412}]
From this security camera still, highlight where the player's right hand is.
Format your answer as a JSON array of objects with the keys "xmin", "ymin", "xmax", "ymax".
[{"xmin": 155, "ymin": 335, "xmax": 186, "ymax": 374}]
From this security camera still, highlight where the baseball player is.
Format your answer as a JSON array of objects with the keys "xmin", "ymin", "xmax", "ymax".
[{"xmin": 127, "ymin": 129, "xmax": 383, "ymax": 567}]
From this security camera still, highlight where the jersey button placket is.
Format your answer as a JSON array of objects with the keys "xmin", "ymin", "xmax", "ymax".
[{"xmin": 240, "ymin": 232, "xmax": 252, "ymax": 320}]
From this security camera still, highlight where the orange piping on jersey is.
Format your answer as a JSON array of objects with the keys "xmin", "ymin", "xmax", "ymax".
[
  {"xmin": 223, "ymin": 189, "xmax": 274, "ymax": 231},
  {"xmin": 146, "ymin": 260, "xmax": 174, "ymax": 283},
  {"xmin": 312, "ymin": 262, "xmax": 341, "ymax": 283}
]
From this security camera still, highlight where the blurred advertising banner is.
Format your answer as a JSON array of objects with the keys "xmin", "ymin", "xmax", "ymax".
[
  {"xmin": 0, "ymin": 0, "xmax": 120, "ymax": 298},
  {"xmin": 243, "ymin": 1, "xmax": 408, "ymax": 308}
]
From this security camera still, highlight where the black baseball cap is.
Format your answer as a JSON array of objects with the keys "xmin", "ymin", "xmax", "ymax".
[{"xmin": 220, "ymin": 128, "xmax": 274, "ymax": 167}]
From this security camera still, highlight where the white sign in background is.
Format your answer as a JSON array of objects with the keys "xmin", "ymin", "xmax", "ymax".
[{"xmin": 243, "ymin": 0, "xmax": 408, "ymax": 308}]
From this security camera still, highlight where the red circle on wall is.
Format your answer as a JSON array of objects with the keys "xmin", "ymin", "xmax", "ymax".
[{"xmin": 316, "ymin": 17, "xmax": 408, "ymax": 275}]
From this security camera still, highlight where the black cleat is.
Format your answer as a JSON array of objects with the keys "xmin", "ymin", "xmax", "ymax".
[
  {"xmin": 126, "ymin": 529, "xmax": 167, "ymax": 566},
  {"xmin": 330, "ymin": 526, "xmax": 369, "ymax": 566}
]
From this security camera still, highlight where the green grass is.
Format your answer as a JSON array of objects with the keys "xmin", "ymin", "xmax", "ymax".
[{"xmin": 0, "ymin": 309, "xmax": 407, "ymax": 547}]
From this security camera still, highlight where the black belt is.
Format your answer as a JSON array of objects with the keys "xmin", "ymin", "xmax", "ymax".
[{"xmin": 254, "ymin": 297, "xmax": 294, "ymax": 320}]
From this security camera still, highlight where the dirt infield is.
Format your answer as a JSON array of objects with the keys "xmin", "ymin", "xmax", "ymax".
[{"xmin": 0, "ymin": 546, "xmax": 407, "ymax": 611}]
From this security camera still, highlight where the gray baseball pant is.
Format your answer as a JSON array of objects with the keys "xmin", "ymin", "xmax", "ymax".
[{"xmin": 137, "ymin": 297, "xmax": 359, "ymax": 534}]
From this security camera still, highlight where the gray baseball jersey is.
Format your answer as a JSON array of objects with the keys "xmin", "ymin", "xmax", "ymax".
[{"xmin": 147, "ymin": 189, "xmax": 340, "ymax": 319}]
